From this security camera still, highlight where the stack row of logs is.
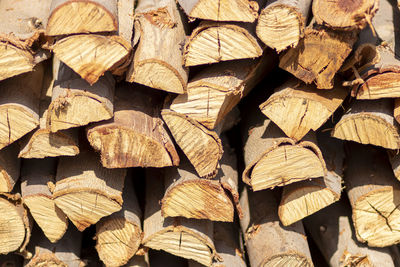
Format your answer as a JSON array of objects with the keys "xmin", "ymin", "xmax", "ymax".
[{"xmin": 1, "ymin": 0, "xmax": 400, "ymax": 266}]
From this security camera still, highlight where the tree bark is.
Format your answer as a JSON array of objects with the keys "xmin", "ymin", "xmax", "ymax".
[{"xmin": 0, "ymin": 144, "xmax": 21, "ymax": 193}]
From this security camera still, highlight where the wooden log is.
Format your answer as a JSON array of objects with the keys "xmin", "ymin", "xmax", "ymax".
[
  {"xmin": 279, "ymin": 25, "xmax": 358, "ymax": 89},
  {"xmin": 0, "ymin": 144, "xmax": 21, "ymax": 193},
  {"xmin": 126, "ymin": 0, "xmax": 188, "ymax": 94},
  {"xmin": 304, "ymin": 200, "xmax": 396, "ymax": 267},
  {"xmin": 87, "ymin": 83, "xmax": 179, "ymax": 168},
  {"xmin": 395, "ymin": 98, "xmax": 400, "ymax": 124},
  {"xmin": 46, "ymin": 63, "xmax": 115, "ymax": 133},
  {"xmin": 21, "ymin": 158, "xmax": 68, "ymax": 243},
  {"xmin": 239, "ymin": 187, "xmax": 313, "ymax": 266},
  {"xmin": 96, "ymin": 176, "xmax": 142, "ymax": 267},
  {"xmin": 53, "ymin": 149, "xmax": 126, "ymax": 231},
  {"xmin": 256, "ymin": 0, "xmax": 312, "ymax": 52},
  {"xmin": 183, "ymin": 21, "xmax": 263, "ymax": 67},
  {"xmin": 0, "ymin": 193, "xmax": 31, "ymax": 255},
  {"xmin": 143, "ymin": 171, "xmax": 217, "ymax": 266},
  {"xmin": 345, "ymin": 142, "xmax": 400, "ymax": 247},
  {"xmin": 390, "ymin": 151, "xmax": 400, "ymax": 181},
  {"xmin": 332, "ymin": 99, "xmax": 400, "ymax": 149},
  {"xmin": 177, "ymin": 0, "xmax": 264, "ymax": 22},
  {"xmin": 259, "ymin": 78, "xmax": 348, "ymax": 141},
  {"xmin": 0, "ymin": 254, "xmax": 23, "ymax": 267}
]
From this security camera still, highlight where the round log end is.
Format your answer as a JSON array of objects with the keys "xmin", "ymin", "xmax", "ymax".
[
  {"xmin": 356, "ymin": 72, "xmax": 400, "ymax": 100},
  {"xmin": 263, "ymin": 254, "xmax": 313, "ymax": 267},
  {"xmin": 0, "ymin": 170, "xmax": 13, "ymax": 193},
  {"xmin": 0, "ymin": 43, "xmax": 34, "ymax": 82}
]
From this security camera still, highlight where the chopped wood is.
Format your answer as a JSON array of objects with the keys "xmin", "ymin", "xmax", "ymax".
[
  {"xmin": 395, "ymin": 98, "xmax": 400, "ymax": 124},
  {"xmin": 20, "ymin": 158, "xmax": 68, "ymax": 243},
  {"xmin": 183, "ymin": 21, "xmax": 263, "ymax": 67},
  {"xmin": 125, "ymin": 254, "xmax": 149, "ymax": 267},
  {"xmin": 87, "ymin": 83, "xmax": 179, "ymax": 168},
  {"xmin": 239, "ymin": 187, "xmax": 313, "ymax": 266},
  {"xmin": 177, "ymin": 0, "xmax": 264, "ymax": 22},
  {"xmin": 304, "ymin": 200, "xmax": 396, "ymax": 267},
  {"xmin": 126, "ymin": 0, "xmax": 189, "ymax": 94},
  {"xmin": 53, "ymin": 149, "xmax": 126, "ymax": 231},
  {"xmin": 260, "ymin": 78, "xmax": 348, "ymax": 141},
  {"xmin": 332, "ymin": 99, "xmax": 400, "ymax": 149},
  {"xmin": 345, "ymin": 142, "xmax": 400, "ymax": 247},
  {"xmin": 256, "ymin": 0, "xmax": 312, "ymax": 52},
  {"xmin": 0, "ymin": 144, "xmax": 21, "ymax": 193},
  {"xmin": 96, "ymin": 177, "xmax": 142, "ymax": 267}
]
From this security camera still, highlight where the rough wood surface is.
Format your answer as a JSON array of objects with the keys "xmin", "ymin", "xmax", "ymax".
[
  {"xmin": 126, "ymin": 0, "xmax": 189, "ymax": 94},
  {"xmin": 184, "ymin": 21, "xmax": 263, "ymax": 67},
  {"xmin": 260, "ymin": 78, "xmax": 348, "ymax": 141},
  {"xmin": 256, "ymin": 0, "xmax": 312, "ymax": 52},
  {"xmin": 0, "ymin": 144, "xmax": 20, "ymax": 193},
  {"xmin": 332, "ymin": 99, "xmax": 400, "ymax": 149},
  {"xmin": 53, "ymin": 149, "xmax": 126, "ymax": 231},
  {"xmin": 395, "ymin": 98, "xmax": 400, "ymax": 124},
  {"xmin": 87, "ymin": 83, "xmax": 179, "ymax": 168},
  {"xmin": 240, "ymin": 187, "xmax": 313, "ymax": 266}
]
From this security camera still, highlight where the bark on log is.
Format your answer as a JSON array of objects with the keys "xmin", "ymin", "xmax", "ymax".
[
  {"xmin": 304, "ymin": 200, "xmax": 396, "ymax": 267},
  {"xmin": 20, "ymin": 158, "xmax": 68, "ymax": 243},
  {"xmin": 332, "ymin": 99, "xmax": 400, "ymax": 149},
  {"xmin": 126, "ymin": 0, "xmax": 189, "ymax": 94},
  {"xmin": 53, "ymin": 149, "xmax": 126, "ymax": 231},
  {"xmin": 256, "ymin": 0, "xmax": 312, "ymax": 52},
  {"xmin": 87, "ymin": 83, "xmax": 179, "ymax": 168},
  {"xmin": 183, "ymin": 21, "xmax": 263, "ymax": 67},
  {"xmin": 239, "ymin": 187, "xmax": 313, "ymax": 266},
  {"xmin": 177, "ymin": 0, "xmax": 264, "ymax": 22},
  {"xmin": 96, "ymin": 177, "xmax": 142, "ymax": 267},
  {"xmin": 345, "ymin": 142, "xmax": 400, "ymax": 247},
  {"xmin": 0, "ymin": 144, "xmax": 21, "ymax": 193},
  {"xmin": 259, "ymin": 78, "xmax": 348, "ymax": 141},
  {"xmin": 143, "ymin": 171, "xmax": 217, "ymax": 266}
]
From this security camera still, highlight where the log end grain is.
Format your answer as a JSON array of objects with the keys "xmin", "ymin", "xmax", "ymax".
[
  {"xmin": 355, "ymin": 72, "xmax": 400, "ymax": 99},
  {"xmin": 395, "ymin": 99, "xmax": 400, "ymax": 124},
  {"xmin": 263, "ymin": 254, "xmax": 313, "ymax": 266},
  {"xmin": 0, "ymin": 43, "xmax": 34, "ymax": 81}
]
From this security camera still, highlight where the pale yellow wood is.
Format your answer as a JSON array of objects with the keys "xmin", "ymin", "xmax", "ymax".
[
  {"xmin": 0, "ymin": 144, "xmax": 20, "ymax": 193},
  {"xmin": 0, "ymin": 44, "xmax": 34, "ymax": 81}
]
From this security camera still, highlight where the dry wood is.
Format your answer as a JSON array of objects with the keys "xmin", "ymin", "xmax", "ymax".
[
  {"xmin": 345, "ymin": 142, "xmax": 400, "ymax": 247},
  {"xmin": 183, "ymin": 21, "xmax": 263, "ymax": 67},
  {"xmin": 390, "ymin": 151, "xmax": 400, "ymax": 181},
  {"xmin": 256, "ymin": 0, "xmax": 312, "ymax": 52},
  {"xmin": 87, "ymin": 83, "xmax": 179, "ymax": 168},
  {"xmin": 0, "ymin": 144, "xmax": 21, "ymax": 193},
  {"xmin": 332, "ymin": 99, "xmax": 400, "ymax": 149},
  {"xmin": 260, "ymin": 78, "xmax": 348, "ymax": 141},
  {"xmin": 240, "ymin": 187, "xmax": 313, "ymax": 266},
  {"xmin": 20, "ymin": 158, "xmax": 68, "ymax": 243},
  {"xmin": 126, "ymin": 0, "xmax": 189, "ymax": 94},
  {"xmin": 395, "ymin": 98, "xmax": 400, "ymax": 124},
  {"xmin": 46, "ymin": 63, "xmax": 115, "ymax": 133},
  {"xmin": 96, "ymin": 177, "xmax": 142, "ymax": 267},
  {"xmin": 304, "ymin": 200, "xmax": 396, "ymax": 267},
  {"xmin": 177, "ymin": 0, "xmax": 264, "ymax": 22},
  {"xmin": 143, "ymin": 171, "xmax": 217, "ymax": 266},
  {"xmin": 279, "ymin": 25, "xmax": 357, "ymax": 89},
  {"xmin": 53, "ymin": 149, "xmax": 126, "ymax": 231}
]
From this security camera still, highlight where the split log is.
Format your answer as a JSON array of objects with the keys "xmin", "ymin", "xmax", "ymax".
[
  {"xmin": 53, "ymin": 149, "xmax": 126, "ymax": 231},
  {"xmin": 0, "ymin": 0, "xmax": 51, "ymax": 81},
  {"xmin": 304, "ymin": 200, "xmax": 396, "ymax": 267},
  {"xmin": 240, "ymin": 187, "xmax": 313, "ymax": 266},
  {"xmin": 143, "ymin": 171, "xmax": 217, "ymax": 266},
  {"xmin": 279, "ymin": 25, "xmax": 358, "ymax": 89},
  {"xmin": 259, "ymin": 78, "xmax": 348, "ymax": 141},
  {"xmin": 256, "ymin": 0, "xmax": 312, "ymax": 52},
  {"xmin": 0, "ymin": 193, "xmax": 31, "ymax": 255},
  {"xmin": 0, "ymin": 144, "xmax": 21, "ymax": 193},
  {"xmin": 395, "ymin": 98, "xmax": 400, "ymax": 124},
  {"xmin": 345, "ymin": 142, "xmax": 400, "ymax": 247},
  {"xmin": 183, "ymin": 21, "xmax": 263, "ymax": 67},
  {"xmin": 331, "ymin": 99, "xmax": 400, "ymax": 149},
  {"xmin": 0, "ymin": 254, "xmax": 23, "ymax": 267},
  {"xmin": 177, "ymin": 0, "xmax": 264, "ymax": 22},
  {"xmin": 20, "ymin": 158, "xmax": 68, "ymax": 243},
  {"xmin": 96, "ymin": 177, "xmax": 142, "ymax": 267},
  {"xmin": 126, "ymin": 0, "xmax": 189, "ymax": 94},
  {"xmin": 87, "ymin": 83, "xmax": 179, "ymax": 168},
  {"xmin": 46, "ymin": 63, "xmax": 115, "ymax": 133}
]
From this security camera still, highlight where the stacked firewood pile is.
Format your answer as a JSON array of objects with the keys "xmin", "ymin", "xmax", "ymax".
[{"xmin": 2, "ymin": 0, "xmax": 400, "ymax": 266}]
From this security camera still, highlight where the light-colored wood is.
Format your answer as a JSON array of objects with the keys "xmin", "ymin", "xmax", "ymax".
[
  {"xmin": 240, "ymin": 187, "xmax": 313, "ymax": 266},
  {"xmin": 53, "ymin": 149, "xmax": 126, "ymax": 231},
  {"xmin": 345, "ymin": 142, "xmax": 400, "ymax": 247},
  {"xmin": 0, "ymin": 144, "xmax": 20, "ymax": 193},
  {"xmin": 143, "ymin": 171, "xmax": 217, "ymax": 266},
  {"xmin": 256, "ymin": 0, "xmax": 312, "ymax": 52},
  {"xmin": 395, "ymin": 99, "xmax": 400, "ymax": 124},
  {"xmin": 96, "ymin": 177, "xmax": 142, "ymax": 267},
  {"xmin": 20, "ymin": 158, "xmax": 68, "ymax": 243},
  {"xmin": 126, "ymin": 0, "xmax": 188, "ymax": 94},
  {"xmin": 332, "ymin": 99, "xmax": 400, "ymax": 149},
  {"xmin": 260, "ymin": 78, "xmax": 348, "ymax": 141},
  {"xmin": 184, "ymin": 21, "xmax": 263, "ymax": 67},
  {"xmin": 87, "ymin": 84, "xmax": 179, "ymax": 168}
]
